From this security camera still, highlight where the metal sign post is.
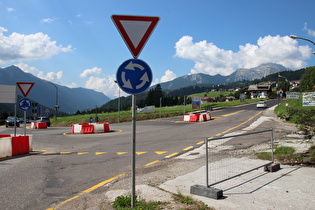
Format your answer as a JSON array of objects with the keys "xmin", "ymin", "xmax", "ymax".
[
  {"xmin": 131, "ymin": 94, "xmax": 136, "ymax": 207},
  {"xmin": 112, "ymin": 14, "xmax": 159, "ymax": 208}
]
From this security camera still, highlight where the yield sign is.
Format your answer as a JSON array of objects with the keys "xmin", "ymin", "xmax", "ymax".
[
  {"xmin": 16, "ymin": 82, "xmax": 34, "ymax": 97},
  {"xmin": 111, "ymin": 15, "xmax": 160, "ymax": 58}
]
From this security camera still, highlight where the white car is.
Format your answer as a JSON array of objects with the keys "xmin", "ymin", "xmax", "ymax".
[{"xmin": 256, "ymin": 101, "xmax": 267, "ymax": 108}]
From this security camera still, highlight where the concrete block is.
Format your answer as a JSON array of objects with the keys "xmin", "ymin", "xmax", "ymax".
[
  {"xmin": 190, "ymin": 184, "xmax": 223, "ymax": 199},
  {"xmin": 264, "ymin": 163, "xmax": 281, "ymax": 172}
]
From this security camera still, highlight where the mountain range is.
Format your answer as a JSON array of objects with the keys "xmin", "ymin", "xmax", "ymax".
[
  {"xmin": 0, "ymin": 66, "xmax": 110, "ymax": 113},
  {"xmin": 0, "ymin": 63, "xmax": 291, "ymax": 114},
  {"xmin": 158, "ymin": 63, "xmax": 291, "ymax": 90}
]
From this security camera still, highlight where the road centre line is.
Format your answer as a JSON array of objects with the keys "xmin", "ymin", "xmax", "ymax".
[{"xmin": 211, "ymin": 111, "xmax": 262, "ymax": 137}]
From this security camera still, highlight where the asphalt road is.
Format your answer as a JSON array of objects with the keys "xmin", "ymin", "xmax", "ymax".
[{"xmin": 0, "ymin": 99, "xmax": 278, "ymax": 210}]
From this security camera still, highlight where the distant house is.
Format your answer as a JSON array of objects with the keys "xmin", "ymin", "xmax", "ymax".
[
  {"xmin": 248, "ymin": 85, "xmax": 271, "ymax": 98},
  {"xmin": 201, "ymin": 96, "xmax": 216, "ymax": 103}
]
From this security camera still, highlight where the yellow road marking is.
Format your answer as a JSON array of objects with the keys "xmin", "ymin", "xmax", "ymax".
[
  {"xmin": 165, "ymin": 152, "xmax": 178, "ymax": 158},
  {"xmin": 197, "ymin": 141, "xmax": 204, "ymax": 145},
  {"xmin": 47, "ymin": 173, "xmax": 126, "ymax": 210},
  {"xmin": 77, "ymin": 152, "xmax": 88, "ymax": 155},
  {"xmin": 42, "ymin": 152, "xmax": 55, "ymax": 155},
  {"xmin": 95, "ymin": 152, "xmax": 106, "ymax": 155},
  {"xmin": 221, "ymin": 110, "xmax": 243, "ymax": 117},
  {"xmin": 60, "ymin": 152, "xmax": 71, "ymax": 155},
  {"xmin": 183, "ymin": 146, "xmax": 193, "ymax": 151},
  {"xmin": 117, "ymin": 152, "xmax": 128, "ymax": 155},
  {"xmin": 136, "ymin": 152, "xmax": 147, "ymax": 155},
  {"xmin": 155, "ymin": 151, "xmax": 167, "ymax": 155},
  {"xmin": 145, "ymin": 160, "xmax": 160, "ymax": 166}
]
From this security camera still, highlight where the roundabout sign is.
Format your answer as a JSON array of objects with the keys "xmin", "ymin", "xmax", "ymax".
[{"xmin": 116, "ymin": 59, "xmax": 152, "ymax": 94}]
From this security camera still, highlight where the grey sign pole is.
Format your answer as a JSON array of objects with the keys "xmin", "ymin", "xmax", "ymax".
[
  {"xmin": 24, "ymin": 111, "xmax": 26, "ymax": 136},
  {"xmin": 131, "ymin": 94, "xmax": 136, "ymax": 208}
]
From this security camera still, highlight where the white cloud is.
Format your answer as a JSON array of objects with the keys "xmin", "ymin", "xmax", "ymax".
[
  {"xmin": 160, "ymin": 70, "xmax": 177, "ymax": 83},
  {"xmin": 0, "ymin": 26, "xmax": 72, "ymax": 65},
  {"xmin": 80, "ymin": 67, "xmax": 102, "ymax": 78},
  {"xmin": 66, "ymin": 82, "xmax": 77, "ymax": 88},
  {"xmin": 84, "ymin": 74, "xmax": 124, "ymax": 98},
  {"xmin": 175, "ymin": 35, "xmax": 312, "ymax": 76},
  {"xmin": 303, "ymin": 23, "xmax": 315, "ymax": 37},
  {"xmin": 40, "ymin": 18, "xmax": 56, "ymax": 23},
  {"xmin": 16, "ymin": 62, "xmax": 64, "ymax": 84},
  {"xmin": 7, "ymin": 8, "xmax": 14, "ymax": 12}
]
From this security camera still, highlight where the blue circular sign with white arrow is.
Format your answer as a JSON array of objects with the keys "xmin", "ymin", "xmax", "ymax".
[
  {"xmin": 116, "ymin": 59, "xmax": 153, "ymax": 94},
  {"xmin": 18, "ymin": 98, "xmax": 32, "ymax": 111}
]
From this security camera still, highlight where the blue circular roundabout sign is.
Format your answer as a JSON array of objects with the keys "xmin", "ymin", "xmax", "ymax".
[{"xmin": 116, "ymin": 59, "xmax": 153, "ymax": 94}]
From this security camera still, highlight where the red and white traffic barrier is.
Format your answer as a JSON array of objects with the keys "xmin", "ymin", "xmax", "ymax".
[
  {"xmin": 30, "ymin": 122, "xmax": 47, "ymax": 129},
  {"xmin": 71, "ymin": 123, "xmax": 111, "ymax": 134},
  {"xmin": 0, "ymin": 135, "xmax": 33, "ymax": 158},
  {"xmin": 183, "ymin": 112, "xmax": 211, "ymax": 122}
]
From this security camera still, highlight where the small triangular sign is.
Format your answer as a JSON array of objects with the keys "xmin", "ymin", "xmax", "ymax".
[
  {"xmin": 16, "ymin": 82, "xmax": 34, "ymax": 97},
  {"xmin": 111, "ymin": 15, "xmax": 160, "ymax": 58}
]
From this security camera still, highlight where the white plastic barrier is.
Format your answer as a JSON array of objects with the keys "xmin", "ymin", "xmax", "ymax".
[
  {"xmin": 73, "ymin": 124, "xmax": 82, "ymax": 134},
  {"xmin": 0, "ymin": 137, "xmax": 12, "ymax": 158},
  {"xmin": 28, "ymin": 134, "xmax": 33, "ymax": 152},
  {"xmin": 30, "ymin": 122, "xmax": 35, "ymax": 129},
  {"xmin": 71, "ymin": 123, "xmax": 110, "ymax": 134},
  {"xmin": 206, "ymin": 112, "xmax": 211, "ymax": 120},
  {"xmin": 94, "ymin": 123, "xmax": 105, "ymax": 133},
  {"xmin": 183, "ymin": 115, "xmax": 190, "ymax": 122}
]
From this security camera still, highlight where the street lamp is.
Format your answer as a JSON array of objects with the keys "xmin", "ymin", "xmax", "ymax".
[
  {"xmin": 290, "ymin": 35, "xmax": 315, "ymax": 54},
  {"xmin": 114, "ymin": 80, "xmax": 121, "ymax": 123},
  {"xmin": 46, "ymin": 81, "xmax": 59, "ymax": 120}
]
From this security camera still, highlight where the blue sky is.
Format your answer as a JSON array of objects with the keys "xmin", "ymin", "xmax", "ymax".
[{"xmin": 1, "ymin": 0, "xmax": 315, "ymax": 98}]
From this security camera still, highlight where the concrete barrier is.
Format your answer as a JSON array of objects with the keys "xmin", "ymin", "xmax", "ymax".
[{"xmin": 0, "ymin": 137, "xmax": 12, "ymax": 158}]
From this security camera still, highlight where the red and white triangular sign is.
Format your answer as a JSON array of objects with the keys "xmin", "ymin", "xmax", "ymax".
[
  {"xmin": 16, "ymin": 82, "xmax": 34, "ymax": 97},
  {"xmin": 111, "ymin": 15, "xmax": 160, "ymax": 58}
]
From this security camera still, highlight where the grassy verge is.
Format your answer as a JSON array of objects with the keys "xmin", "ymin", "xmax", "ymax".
[
  {"xmin": 110, "ymin": 194, "xmax": 214, "ymax": 210},
  {"xmin": 255, "ymin": 145, "xmax": 315, "ymax": 165},
  {"xmin": 52, "ymin": 98, "xmax": 263, "ymax": 126}
]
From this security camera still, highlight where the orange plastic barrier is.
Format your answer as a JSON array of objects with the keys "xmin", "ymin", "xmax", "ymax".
[
  {"xmin": 35, "ymin": 122, "xmax": 47, "ymax": 129},
  {"xmin": 190, "ymin": 115, "xmax": 198, "ymax": 122},
  {"xmin": 11, "ymin": 136, "xmax": 29, "ymax": 156},
  {"xmin": 104, "ymin": 123, "xmax": 110, "ymax": 132},
  {"xmin": 81, "ymin": 125, "xmax": 94, "ymax": 134}
]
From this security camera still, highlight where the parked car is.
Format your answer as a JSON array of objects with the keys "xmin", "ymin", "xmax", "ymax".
[
  {"xmin": 256, "ymin": 101, "xmax": 267, "ymax": 108},
  {"xmin": 5, "ymin": 117, "xmax": 20, "ymax": 127},
  {"xmin": 18, "ymin": 118, "xmax": 24, "ymax": 123},
  {"xmin": 36, "ymin": 116, "xmax": 51, "ymax": 126}
]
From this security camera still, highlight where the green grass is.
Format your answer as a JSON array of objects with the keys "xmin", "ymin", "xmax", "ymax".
[
  {"xmin": 52, "ymin": 98, "xmax": 264, "ymax": 126},
  {"xmin": 189, "ymin": 91, "xmax": 234, "ymax": 98},
  {"xmin": 274, "ymin": 97, "xmax": 315, "ymax": 123},
  {"xmin": 111, "ymin": 195, "xmax": 166, "ymax": 210}
]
